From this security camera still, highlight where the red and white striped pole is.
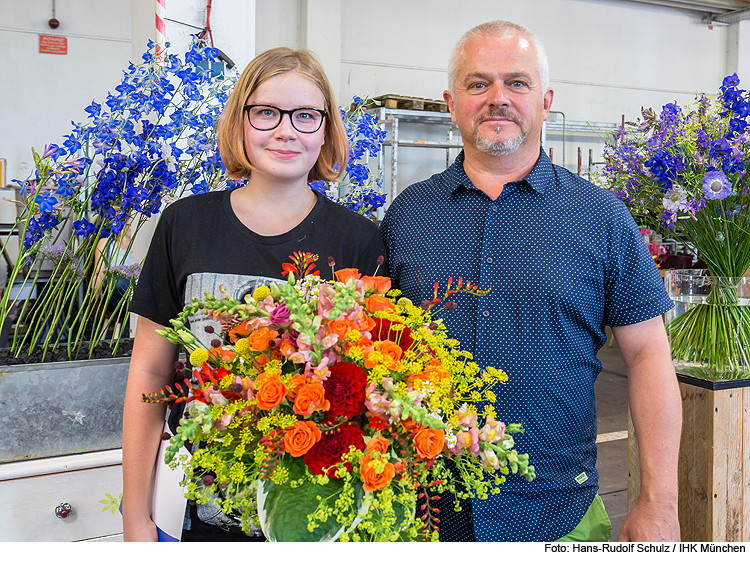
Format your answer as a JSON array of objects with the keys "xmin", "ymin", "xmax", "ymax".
[{"xmin": 155, "ymin": 0, "xmax": 166, "ymax": 60}]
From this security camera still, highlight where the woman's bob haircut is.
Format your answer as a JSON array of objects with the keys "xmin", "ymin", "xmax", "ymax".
[{"xmin": 217, "ymin": 47, "xmax": 349, "ymax": 182}]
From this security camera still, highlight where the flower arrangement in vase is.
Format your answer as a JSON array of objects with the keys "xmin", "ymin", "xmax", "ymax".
[
  {"xmin": 597, "ymin": 74, "xmax": 750, "ymax": 378},
  {"xmin": 144, "ymin": 256, "xmax": 534, "ymax": 541}
]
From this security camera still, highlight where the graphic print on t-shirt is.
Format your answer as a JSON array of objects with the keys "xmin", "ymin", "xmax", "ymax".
[{"xmin": 185, "ymin": 272, "xmax": 286, "ymax": 346}]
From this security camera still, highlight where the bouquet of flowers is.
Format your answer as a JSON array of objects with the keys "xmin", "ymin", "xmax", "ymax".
[
  {"xmin": 596, "ymin": 74, "xmax": 750, "ymax": 377},
  {"xmin": 144, "ymin": 253, "xmax": 534, "ymax": 541}
]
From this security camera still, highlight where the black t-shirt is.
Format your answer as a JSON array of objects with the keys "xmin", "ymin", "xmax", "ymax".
[
  {"xmin": 129, "ymin": 188, "xmax": 386, "ymax": 537},
  {"xmin": 131, "ymin": 188, "xmax": 386, "ymax": 331}
]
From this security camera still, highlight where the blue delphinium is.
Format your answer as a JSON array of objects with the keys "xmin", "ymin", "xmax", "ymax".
[
  {"xmin": 596, "ymin": 74, "xmax": 750, "ymax": 280},
  {"xmin": 312, "ymin": 97, "xmax": 387, "ymax": 217},
  {"xmin": 2, "ymin": 39, "xmax": 237, "ymax": 358}
]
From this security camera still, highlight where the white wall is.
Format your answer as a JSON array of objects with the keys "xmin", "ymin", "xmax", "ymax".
[
  {"xmin": 257, "ymin": 0, "xmax": 750, "ymax": 200},
  {"xmin": 0, "ymin": 0, "xmax": 131, "ymax": 206},
  {"xmin": 0, "ymin": 0, "xmax": 255, "ymax": 263},
  {"xmin": 2, "ymin": 0, "xmax": 748, "ymax": 224}
]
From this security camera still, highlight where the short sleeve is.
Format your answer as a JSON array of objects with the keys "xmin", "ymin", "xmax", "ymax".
[
  {"xmin": 603, "ymin": 203, "xmax": 674, "ymax": 327},
  {"xmin": 129, "ymin": 204, "xmax": 183, "ymax": 327}
]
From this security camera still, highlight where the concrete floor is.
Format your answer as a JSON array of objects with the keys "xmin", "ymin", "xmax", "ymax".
[{"xmin": 595, "ymin": 332, "xmax": 630, "ymax": 541}]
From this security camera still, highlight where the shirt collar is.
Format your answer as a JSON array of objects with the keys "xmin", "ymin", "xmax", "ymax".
[{"xmin": 449, "ymin": 148, "xmax": 555, "ymax": 196}]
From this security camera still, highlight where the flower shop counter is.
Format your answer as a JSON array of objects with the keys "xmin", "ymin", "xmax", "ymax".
[{"xmin": 627, "ymin": 373, "xmax": 750, "ymax": 542}]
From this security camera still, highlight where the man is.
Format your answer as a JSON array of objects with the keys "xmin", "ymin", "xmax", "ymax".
[{"xmin": 380, "ymin": 20, "xmax": 681, "ymax": 542}]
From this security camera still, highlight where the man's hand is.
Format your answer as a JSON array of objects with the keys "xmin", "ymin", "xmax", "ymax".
[{"xmin": 617, "ymin": 497, "xmax": 679, "ymax": 542}]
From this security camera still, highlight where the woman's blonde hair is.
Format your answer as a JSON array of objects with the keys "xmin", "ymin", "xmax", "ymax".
[{"xmin": 217, "ymin": 47, "xmax": 348, "ymax": 182}]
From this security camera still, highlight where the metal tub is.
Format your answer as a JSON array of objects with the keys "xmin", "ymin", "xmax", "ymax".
[{"xmin": 0, "ymin": 358, "xmax": 130, "ymax": 463}]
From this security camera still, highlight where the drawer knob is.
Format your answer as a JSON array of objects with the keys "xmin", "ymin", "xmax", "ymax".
[{"xmin": 55, "ymin": 502, "xmax": 73, "ymax": 519}]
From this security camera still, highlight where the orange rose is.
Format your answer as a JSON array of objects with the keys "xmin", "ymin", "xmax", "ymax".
[
  {"xmin": 366, "ymin": 435, "xmax": 390, "ymax": 454},
  {"xmin": 283, "ymin": 421, "xmax": 322, "ymax": 457},
  {"xmin": 359, "ymin": 453, "xmax": 396, "ymax": 492},
  {"xmin": 361, "ymin": 276, "xmax": 392, "ymax": 294},
  {"xmin": 279, "ymin": 338, "xmax": 297, "ymax": 358},
  {"xmin": 376, "ymin": 340, "xmax": 403, "ymax": 362},
  {"xmin": 328, "ymin": 318, "xmax": 358, "ymax": 341},
  {"xmin": 414, "ymin": 428, "xmax": 445, "ymax": 460},
  {"xmin": 335, "ymin": 268, "xmax": 361, "ymax": 283},
  {"xmin": 248, "ymin": 327, "xmax": 279, "ymax": 352},
  {"xmin": 286, "ymin": 373, "xmax": 308, "ymax": 402},
  {"xmin": 255, "ymin": 374, "xmax": 288, "ymax": 410},
  {"xmin": 253, "ymin": 352, "xmax": 269, "ymax": 371},
  {"xmin": 356, "ymin": 313, "xmax": 376, "ymax": 332},
  {"xmin": 366, "ymin": 294, "xmax": 395, "ymax": 314},
  {"xmin": 293, "ymin": 383, "xmax": 330, "ymax": 416}
]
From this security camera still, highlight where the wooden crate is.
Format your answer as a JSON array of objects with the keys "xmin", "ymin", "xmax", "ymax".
[
  {"xmin": 367, "ymin": 94, "xmax": 449, "ymax": 113},
  {"xmin": 627, "ymin": 375, "xmax": 750, "ymax": 541}
]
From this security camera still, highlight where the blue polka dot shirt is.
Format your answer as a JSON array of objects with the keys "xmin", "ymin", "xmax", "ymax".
[{"xmin": 380, "ymin": 150, "xmax": 673, "ymax": 541}]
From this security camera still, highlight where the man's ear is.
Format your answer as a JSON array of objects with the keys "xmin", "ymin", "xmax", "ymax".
[
  {"xmin": 444, "ymin": 90, "xmax": 457, "ymax": 125},
  {"xmin": 542, "ymin": 88, "xmax": 554, "ymax": 120}
]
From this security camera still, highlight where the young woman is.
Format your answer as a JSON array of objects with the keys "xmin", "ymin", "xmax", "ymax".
[{"xmin": 121, "ymin": 48, "xmax": 386, "ymax": 541}]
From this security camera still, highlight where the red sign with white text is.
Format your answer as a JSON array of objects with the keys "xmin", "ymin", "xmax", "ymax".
[{"xmin": 39, "ymin": 35, "xmax": 67, "ymax": 55}]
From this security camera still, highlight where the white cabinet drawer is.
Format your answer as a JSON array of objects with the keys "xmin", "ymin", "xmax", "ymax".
[{"xmin": 0, "ymin": 464, "xmax": 123, "ymax": 541}]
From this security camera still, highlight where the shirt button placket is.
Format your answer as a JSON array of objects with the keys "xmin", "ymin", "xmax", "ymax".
[{"xmin": 477, "ymin": 200, "xmax": 498, "ymax": 363}]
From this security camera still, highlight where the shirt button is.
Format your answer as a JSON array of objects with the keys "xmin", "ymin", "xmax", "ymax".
[
  {"xmin": 482, "ymin": 310, "xmax": 490, "ymax": 317},
  {"xmin": 486, "ymin": 257, "xmax": 493, "ymax": 264},
  {"xmin": 492, "ymin": 205, "xmax": 499, "ymax": 212}
]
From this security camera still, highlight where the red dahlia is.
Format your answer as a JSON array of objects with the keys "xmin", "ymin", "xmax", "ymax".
[
  {"xmin": 303, "ymin": 421, "xmax": 365, "ymax": 477},
  {"xmin": 323, "ymin": 361, "xmax": 368, "ymax": 419}
]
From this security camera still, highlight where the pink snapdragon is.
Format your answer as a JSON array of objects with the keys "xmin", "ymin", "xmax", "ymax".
[
  {"xmin": 478, "ymin": 417, "xmax": 506, "ymax": 445},
  {"xmin": 454, "ymin": 427, "xmax": 480, "ymax": 454},
  {"xmin": 365, "ymin": 381, "xmax": 391, "ymax": 415}
]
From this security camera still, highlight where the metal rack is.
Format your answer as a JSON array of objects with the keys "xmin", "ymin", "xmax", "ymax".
[
  {"xmin": 365, "ymin": 107, "xmax": 462, "ymax": 201},
  {"xmin": 367, "ymin": 107, "xmax": 620, "ymax": 201}
]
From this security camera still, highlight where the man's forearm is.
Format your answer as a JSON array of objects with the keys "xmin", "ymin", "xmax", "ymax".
[{"xmin": 613, "ymin": 317, "xmax": 682, "ymax": 540}]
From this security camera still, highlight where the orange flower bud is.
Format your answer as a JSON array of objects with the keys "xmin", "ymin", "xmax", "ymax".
[
  {"xmin": 361, "ymin": 276, "xmax": 392, "ymax": 294},
  {"xmin": 366, "ymin": 294, "xmax": 395, "ymax": 314},
  {"xmin": 335, "ymin": 268, "xmax": 361, "ymax": 283},
  {"xmin": 365, "ymin": 435, "xmax": 390, "ymax": 454}
]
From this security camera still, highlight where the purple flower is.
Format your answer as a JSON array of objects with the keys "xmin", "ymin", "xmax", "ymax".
[
  {"xmin": 268, "ymin": 302, "xmax": 291, "ymax": 324},
  {"xmin": 702, "ymin": 170, "xmax": 732, "ymax": 200}
]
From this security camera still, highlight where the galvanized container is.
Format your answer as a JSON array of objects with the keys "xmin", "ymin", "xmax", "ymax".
[{"xmin": 0, "ymin": 358, "xmax": 130, "ymax": 463}]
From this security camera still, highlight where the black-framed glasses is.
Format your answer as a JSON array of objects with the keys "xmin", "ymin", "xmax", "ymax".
[{"xmin": 244, "ymin": 104, "xmax": 327, "ymax": 134}]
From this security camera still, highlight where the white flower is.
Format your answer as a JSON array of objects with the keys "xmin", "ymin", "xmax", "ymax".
[
  {"xmin": 662, "ymin": 185, "xmax": 688, "ymax": 212},
  {"xmin": 160, "ymin": 142, "xmax": 178, "ymax": 172}
]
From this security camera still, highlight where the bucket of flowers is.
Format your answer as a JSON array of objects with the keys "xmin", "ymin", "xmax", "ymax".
[
  {"xmin": 144, "ymin": 254, "xmax": 534, "ymax": 541},
  {"xmin": 597, "ymin": 74, "xmax": 750, "ymax": 380}
]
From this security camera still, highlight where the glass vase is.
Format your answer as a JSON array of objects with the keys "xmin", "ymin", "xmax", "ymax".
[{"xmin": 664, "ymin": 269, "xmax": 750, "ymax": 380}]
